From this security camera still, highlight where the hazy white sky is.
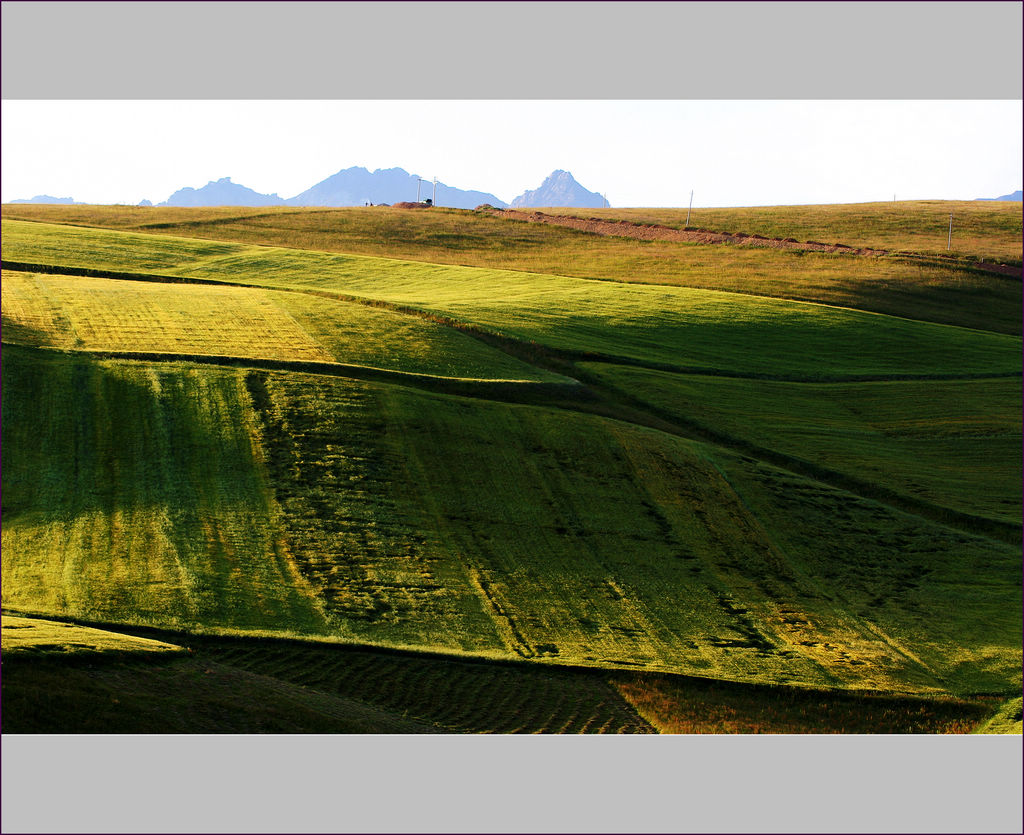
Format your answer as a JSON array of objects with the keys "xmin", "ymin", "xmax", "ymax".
[{"xmin": 1, "ymin": 99, "xmax": 1020, "ymax": 207}]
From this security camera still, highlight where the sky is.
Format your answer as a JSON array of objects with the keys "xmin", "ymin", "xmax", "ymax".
[{"xmin": 1, "ymin": 100, "xmax": 1021, "ymax": 208}]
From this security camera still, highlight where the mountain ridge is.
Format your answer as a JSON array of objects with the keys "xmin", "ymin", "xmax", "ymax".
[
  {"xmin": 286, "ymin": 166, "xmax": 507, "ymax": 209},
  {"xmin": 6, "ymin": 168, "xmax": 607, "ymax": 209},
  {"xmin": 510, "ymin": 170, "xmax": 608, "ymax": 209},
  {"xmin": 976, "ymin": 189, "xmax": 1023, "ymax": 201},
  {"xmin": 159, "ymin": 177, "xmax": 285, "ymax": 207}
]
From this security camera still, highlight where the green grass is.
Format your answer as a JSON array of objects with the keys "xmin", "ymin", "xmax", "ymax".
[
  {"xmin": 1, "ymin": 614, "xmax": 184, "ymax": 657},
  {"xmin": 4, "ymin": 220, "xmax": 1018, "ymax": 379},
  {"xmin": 5, "ymin": 346, "xmax": 1019, "ymax": 696},
  {"xmin": 4, "ymin": 205, "xmax": 1020, "ymax": 335},
  {"xmin": 1, "ymin": 345, "xmax": 331, "ymax": 635},
  {"xmin": 2, "ymin": 208, "xmax": 1020, "ymax": 730},
  {"xmin": 973, "ymin": 696, "xmax": 1023, "ymax": 734},
  {"xmin": 0, "ymin": 271, "xmax": 560, "ymax": 381},
  {"xmin": 583, "ymin": 365, "xmax": 1023, "ymax": 526}
]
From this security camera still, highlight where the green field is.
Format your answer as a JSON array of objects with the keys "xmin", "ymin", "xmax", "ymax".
[
  {"xmin": 1, "ymin": 614, "xmax": 184, "ymax": 657},
  {"xmin": 4, "ymin": 220, "xmax": 1020, "ymax": 380},
  {"xmin": 2, "ymin": 203, "xmax": 1020, "ymax": 733},
  {"xmin": 4, "ymin": 203, "xmax": 1020, "ymax": 336},
  {"xmin": 583, "ymin": 365, "xmax": 1022, "ymax": 528},
  {"xmin": 0, "ymin": 271, "xmax": 561, "ymax": 381}
]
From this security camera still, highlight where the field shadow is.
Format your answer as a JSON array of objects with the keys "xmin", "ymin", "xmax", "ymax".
[{"xmin": 2, "ymin": 344, "xmax": 264, "ymax": 523}]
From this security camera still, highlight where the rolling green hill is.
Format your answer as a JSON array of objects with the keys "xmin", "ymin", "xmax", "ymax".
[
  {"xmin": 3, "ymin": 202, "xmax": 1020, "ymax": 336},
  {"xmin": 2, "ymin": 204, "xmax": 1020, "ymax": 732}
]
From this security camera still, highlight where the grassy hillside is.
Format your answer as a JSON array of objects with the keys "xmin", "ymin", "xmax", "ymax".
[
  {"xmin": 0, "ymin": 271, "xmax": 560, "ymax": 381},
  {"xmin": 4, "ymin": 205, "xmax": 1020, "ymax": 336},
  {"xmin": 4, "ymin": 346, "xmax": 1019, "ymax": 695},
  {"xmin": 4, "ymin": 221, "xmax": 1020, "ymax": 380},
  {"xmin": 1, "ymin": 614, "xmax": 184, "ymax": 657},
  {"xmin": 583, "ymin": 365, "xmax": 1022, "ymax": 527},
  {"xmin": 545, "ymin": 200, "xmax": 1024, "ymax": 261},
  {"xmin": 2, "ymin": 205, "xmax": 1020, "ymax": 731}
]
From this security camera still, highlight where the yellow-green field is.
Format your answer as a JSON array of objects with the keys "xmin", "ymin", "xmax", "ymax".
[
  {"xmin": 2, "ymin": 203, "xmax": 1020, "ymax": 733},
  {"xmin": 1, "ymin": 614, "xmax": 184, "ymax": 657},
  {"xmin": 4, "ymin": 220, "xmax": 1019, "ymax": 380},
  {"xmin": 0, "ymin": 271, "xmax": 560, "ymax": 380},
  {"xmin": 3, "ymin": 203, "xmax": 1020, "ymax": 336}
]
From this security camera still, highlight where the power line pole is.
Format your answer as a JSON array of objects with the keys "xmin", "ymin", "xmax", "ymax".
[
  {"xmin": 947, "ymin": 212, "xmax": 953, "ymax": 250},
  {"xmin": 686, "ymin": 190, "xmax": 693, "ymax": 226},
  {"xmin": 432, "ymin": 177, "xmax": 437, "ymax": 206}
]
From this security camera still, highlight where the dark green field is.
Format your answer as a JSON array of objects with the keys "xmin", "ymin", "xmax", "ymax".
[{"xmin": 2, "ymin": 202, "xmax": 1020, "ymax": 734}]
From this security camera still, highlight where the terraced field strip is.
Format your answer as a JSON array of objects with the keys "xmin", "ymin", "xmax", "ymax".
[
  {"xmin": 8, "ymin": 258, "xmax": 1020, "ymax": 386},
  {"xmin": 1, "ymin": 268, "xmax": 563, "ymax": 382},
  {"xmin": 0, "ymin": 618, "xmax": 443, "ymax": 734}
]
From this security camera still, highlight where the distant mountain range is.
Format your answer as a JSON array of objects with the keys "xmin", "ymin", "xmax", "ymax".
[
  {"xmin": 510, "ymin": 170, "xmax": 608, "ymax": 209},
  {"xmin": 160, "ymin": 177, "xmax": 285, "ymax": 207},
  {"xmin": 6, "ymin": 168, "xmax": 610, "ymax": 210},
  {"xmin": 976, "ymin": 189, "xmax": 1023, "ymax": 201},
  {"xmin": 8, "ymin": 194, "xmax": 78, "ymax": 204},
  {"xmin": 284, "ymin": 166, "xmax": 507, "ymax": 210}
]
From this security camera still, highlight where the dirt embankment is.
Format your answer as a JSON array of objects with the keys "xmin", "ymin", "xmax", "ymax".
[
  {"xmin": 482, "ymin": 209, "xmax": 1022, "ymax": 276},
  {"xmin": 486, "ymin": 208, "xmax": 890, "ymax": 256}
]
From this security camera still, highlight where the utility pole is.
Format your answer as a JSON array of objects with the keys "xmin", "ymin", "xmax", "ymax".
[
  {"xmin": 416, "ymin": 178, "xmax": 422, "ymax": 203},
  {"xmin": 686, "ymin": 190, "xmax": 693, "ymax": 226},
  {"xmin": 948, "ymin": 212, "xmax": 953, "ymax": 250},
  {"xmin": 432, "ymin": 177, "xmax": 437, "ymax": 206}
]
